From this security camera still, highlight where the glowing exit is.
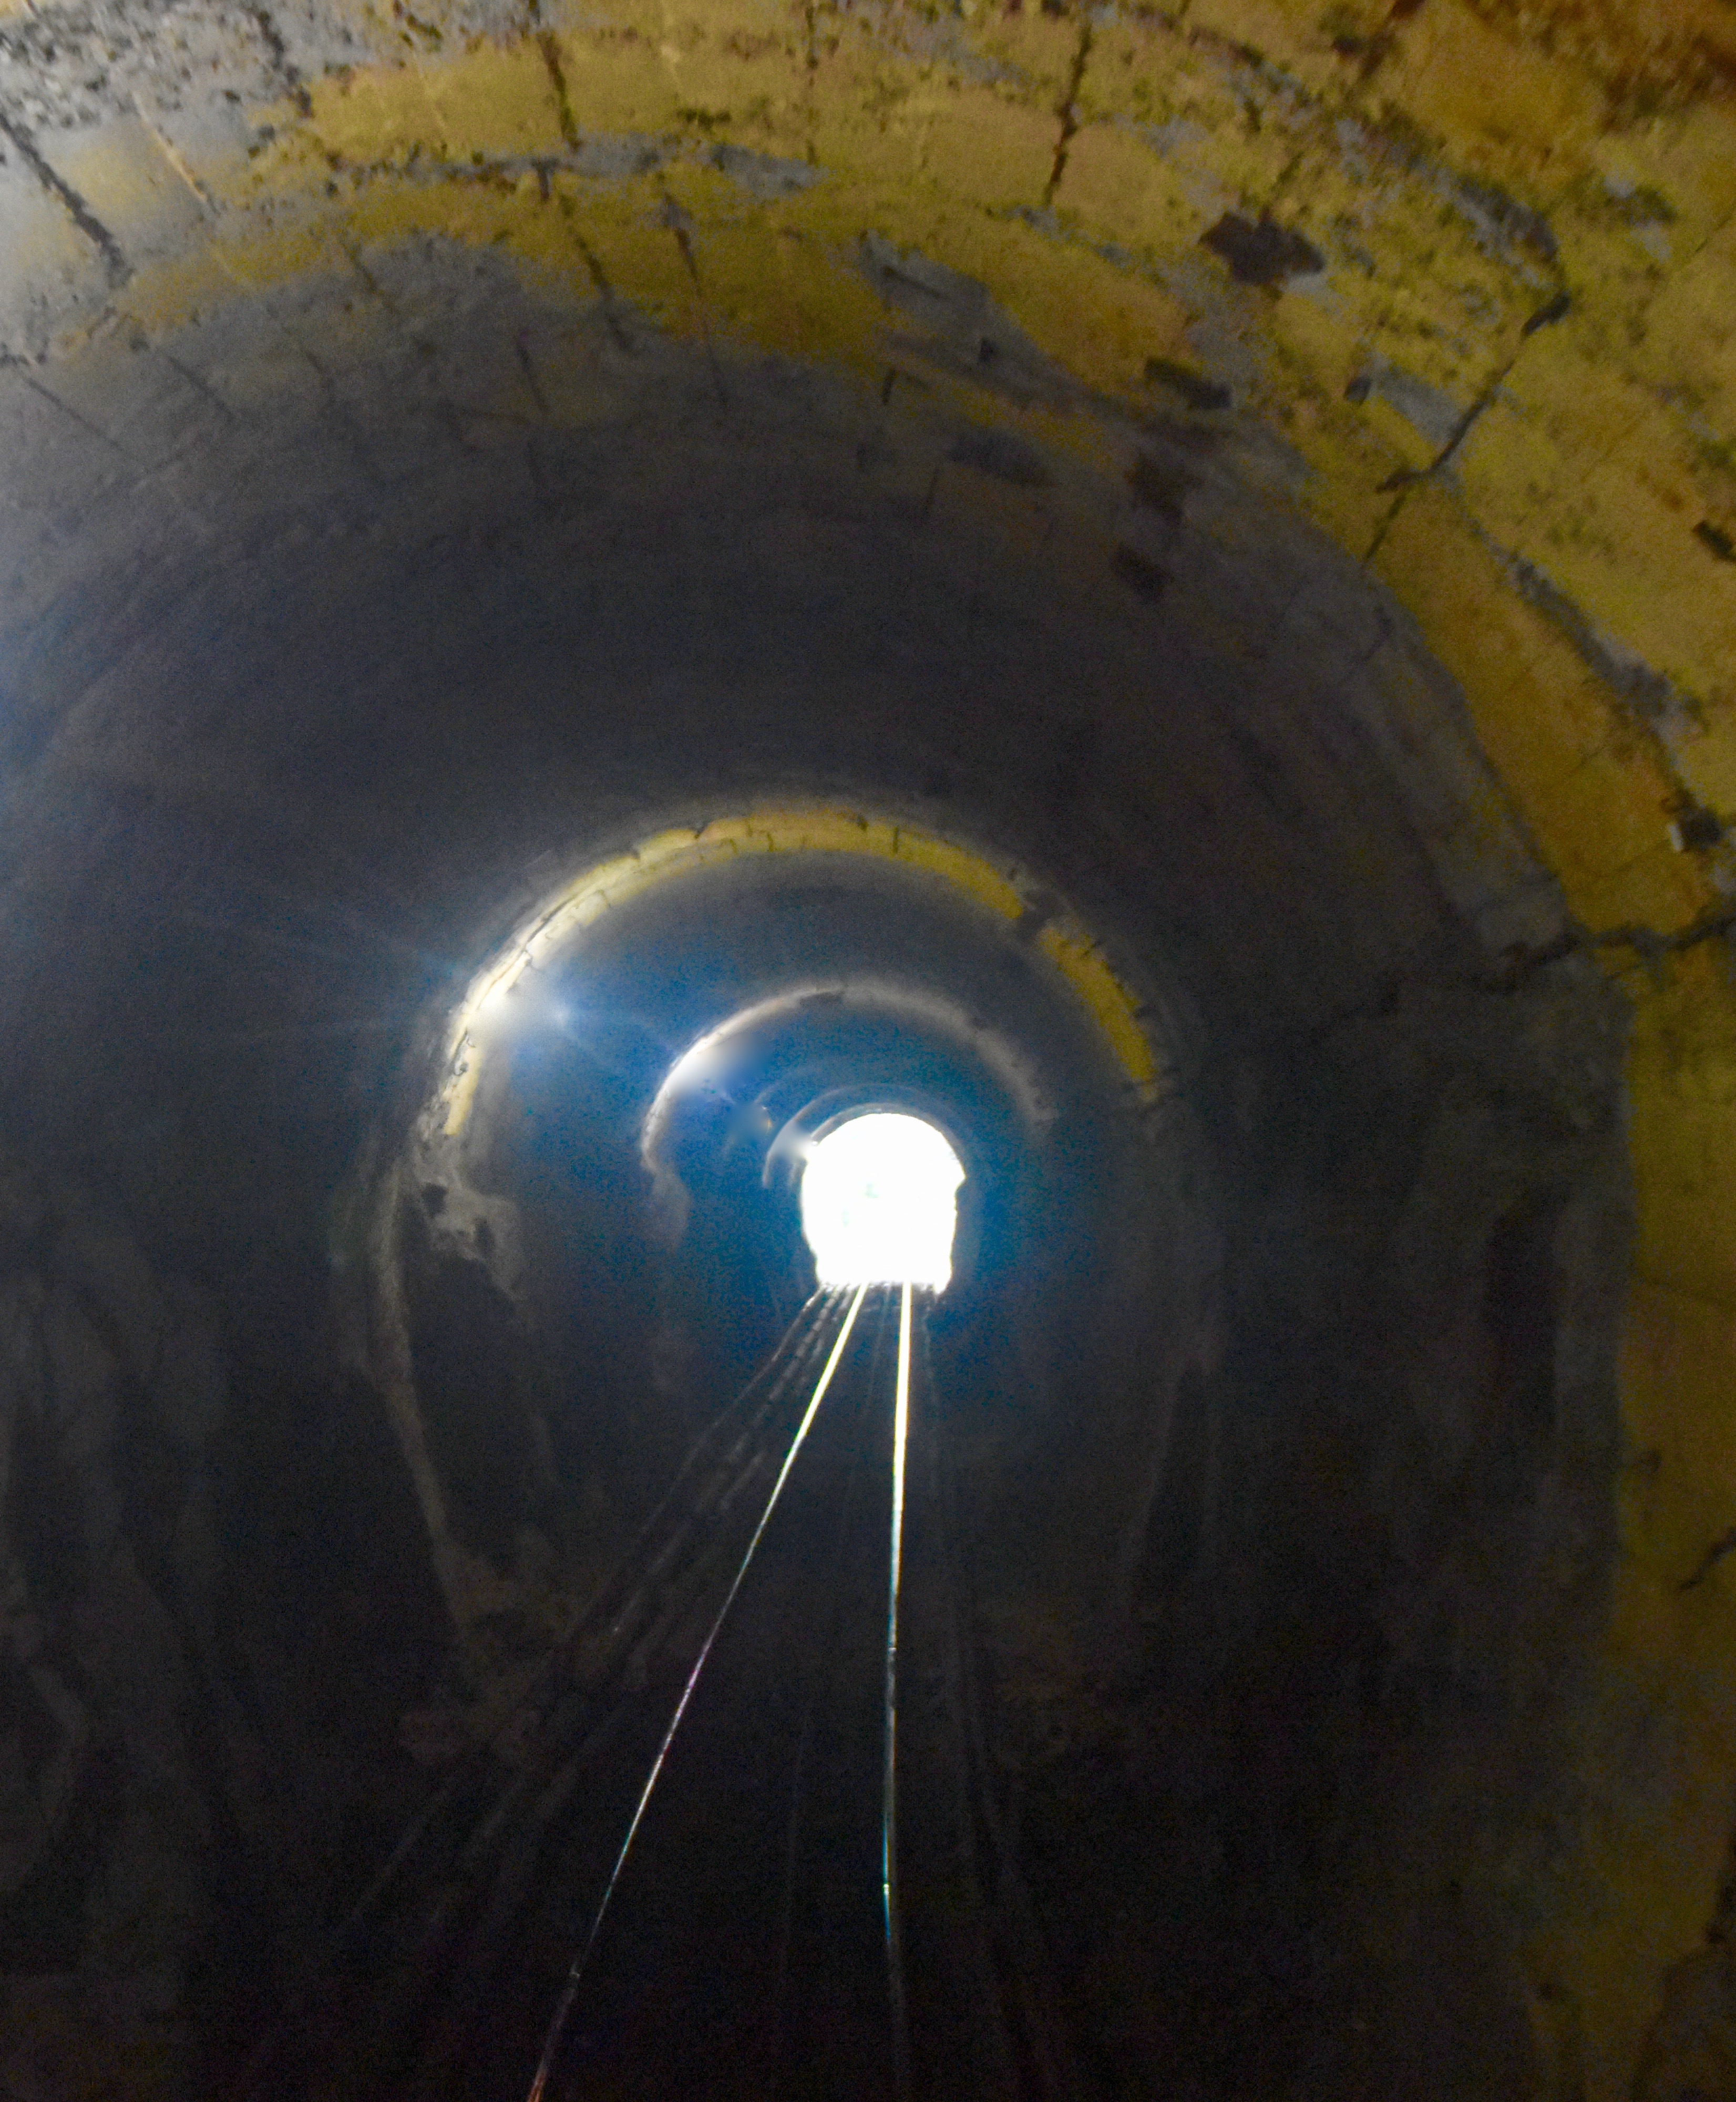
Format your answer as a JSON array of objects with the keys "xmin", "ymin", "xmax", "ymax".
[{"xmin": 800, "ymin": 1114, "xmax": 965, "ymax": 1290}]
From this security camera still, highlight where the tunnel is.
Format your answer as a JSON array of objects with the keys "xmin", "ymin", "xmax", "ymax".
[{"xmin": 0, "ymin": 0, "xmax": 1733, "ymax": 2093}]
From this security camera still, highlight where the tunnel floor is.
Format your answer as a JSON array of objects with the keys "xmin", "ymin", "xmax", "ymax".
[{"xmin": 239, "ymin": 1286, "xmax": 1047, "ymax": 2102}]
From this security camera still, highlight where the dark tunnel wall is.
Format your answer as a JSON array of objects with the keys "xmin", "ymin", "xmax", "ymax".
[
  {"xmin": 0, "ymin": 246, "xmax": 1639, "ymax": 2085},
  {"xmin": 0, "ymin": 232, "xmax": 1637, "ymax": 2095},
  {"xmin": 6, "ymin": 0, "xmax": 1736, "ymax": 2078}
]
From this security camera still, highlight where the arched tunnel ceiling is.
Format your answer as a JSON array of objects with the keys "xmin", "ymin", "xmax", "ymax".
[
  {"xmin": 2, "ymin": 0, "xmax": 1735, "ymax": 2089},
  {"xmin": 434, "ymin": 807, "xmax": 1169, "ymax": 1141}
]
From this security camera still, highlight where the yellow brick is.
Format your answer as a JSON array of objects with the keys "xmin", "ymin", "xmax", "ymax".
[
  {"xmin": 1568, "ymin": 850, "xmax": 1710, "ymax": 941},
  {"xmin": 1074, "ymin": 16, "xmax": 1209, "ymax": 127},
  {"xmin": 1266, "ymin": 277, "xmax": 1367, "ymax": 394},
  {"xmin": 541, "ymin": 20, "xmax": 688, "ymax": 135},
  {"xmin": 1051, "ymin": 120, "xmax": 1213, "ymax": 262},
  {"xmin": 557, "ymin": 182, "xmax": 702, "ymax": 334},
  {"xmin": 1373, "ymin": 486, "xmax": 1610, "ymax": 757},
  {"xmin": 1586, "ymin": 99, "xmax": 1736, "ymax": 256},
  {"xmin": 965, "ymin": 11, "xmax": 1085, "ymax": 107},
  {"xmin": 601, "ymin": 0, "xmax": 809, "ymax": 156},
  {"xmin": 1515, "ymin": 440, "xmax": 1736, "ymax": 707},
  {"xmin": 1363, "ymin": 478, "xmax": 1733, "ymax": 942},
  {"xmin": 975, "ymin": 230, "xmax": 1195, "ymax": 400},
  {"xmin": 1548, "ymin": 211, "xmax": 1670, "ymax": 364},
  {"xmin": 1453, "ymin": 330, "xmax": 1736, "ymax": 708},
  {"xmin": 194, "ymin": 213, "xmax": 365, "ymax": 295},
  {"xmin": 1620, "ymin": 1279, "xmax": 1736, "ymax": 1564},
  {"xmin": 1281, "ymin": 407, "xmax": 1420, "ymax": 553},
  {"xmin": 806, "ymin": 28, "xmax": 941, "ymax": 193},
  {"xmin": 294, "ymin": 62, "xmax": 450, "ymax": 167},
  {"xmin": 1635, "ymin": 238, "xmax": 1736, "ymax": 438},
  {"xmin": 1628, "ymin": 968, "xmax": 1736, "ymax": 1311},
  {"xmin": 1670, "ymin": 714, "xmax": 1736, "ymax": 819},
  {"xmin": 1497, "ymin": 324, "xmax": 1656, "ymax": 461},
  {"xmin": 908, "ymin": 87, "xmax": 1057, "ymax": 211},
  {"xmin": 1540, "ymin": 756, "xmax": 1697, "ymax": 891},
  {"xmin": 669, "ymin": 196, "xmax": 885, "ymax": 372},
  {"xmin": 416, "ymin": 43, "xmax": 570, "ymax": 161},
  {"xmin": 1364, "ymin": 0, "xmax": 1606, "ymax": 195},
  {"xmin": 1185, "ymin": 0, "xmax": 1369, "ymax": 99}
]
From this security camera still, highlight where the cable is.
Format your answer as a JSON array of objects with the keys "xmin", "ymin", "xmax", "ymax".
[
  {"xmin": 334, "ymin": 1289, "xmax": 840, "ymax": 1946},
  {"xmin": 524, "ymin": 1281, "xmax": 871, "ymax": 2102},
  {"xmin": 228, "ymin": 1294, "xmax": 850, "ymax": 2102},
  {"xmin": 766, "ymin": 1286, "xmax": 897, "ymax": 2099},
  {"xmin": 883, "ymin": 1281, "xmax": 915, "ymax": 2102}
]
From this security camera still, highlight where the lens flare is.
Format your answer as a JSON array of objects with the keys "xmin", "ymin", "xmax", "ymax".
[{"xmin": 799, "ymin": 1114, "xmax": 964, "ymax": 1289}]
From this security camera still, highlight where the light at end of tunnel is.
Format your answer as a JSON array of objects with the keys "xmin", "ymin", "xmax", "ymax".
[{"xmin": 800, "ymin": 1114, "xmax": 965, "ymax": 1290}]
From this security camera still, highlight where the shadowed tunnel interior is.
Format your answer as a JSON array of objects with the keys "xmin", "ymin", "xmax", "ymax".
[{"xmin": 0, "ymin": 0, "xmax": 1734, "ymax": 2093}]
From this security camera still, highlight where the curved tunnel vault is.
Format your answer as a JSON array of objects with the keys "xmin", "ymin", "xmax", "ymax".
[
  {"xmin": 381, "ymin": 803, "xmax": 1178, "ymax": 1638},
  {"xmin": 0, "ymin": 0, "xmax": 1733, "ymax": 2092}
]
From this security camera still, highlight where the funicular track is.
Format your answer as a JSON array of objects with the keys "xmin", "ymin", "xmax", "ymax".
[{"xmin": 239, "ymin": 1287, "xmax": 1084, "ymax": 2102}]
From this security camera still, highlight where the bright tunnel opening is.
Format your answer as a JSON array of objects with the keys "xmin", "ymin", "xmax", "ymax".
[{"xmin": 799, "ymin": 1114, "xmax": 966, "ymax": 1290}]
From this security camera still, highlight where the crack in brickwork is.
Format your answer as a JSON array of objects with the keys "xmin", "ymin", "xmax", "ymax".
[
  {"xmin": 1043, "ymin": 15, "xmax": 1093, "ymax": 209},
  {"xmin": 0, "ymin": 109, "xmax": 128, "ymax": 286}
]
